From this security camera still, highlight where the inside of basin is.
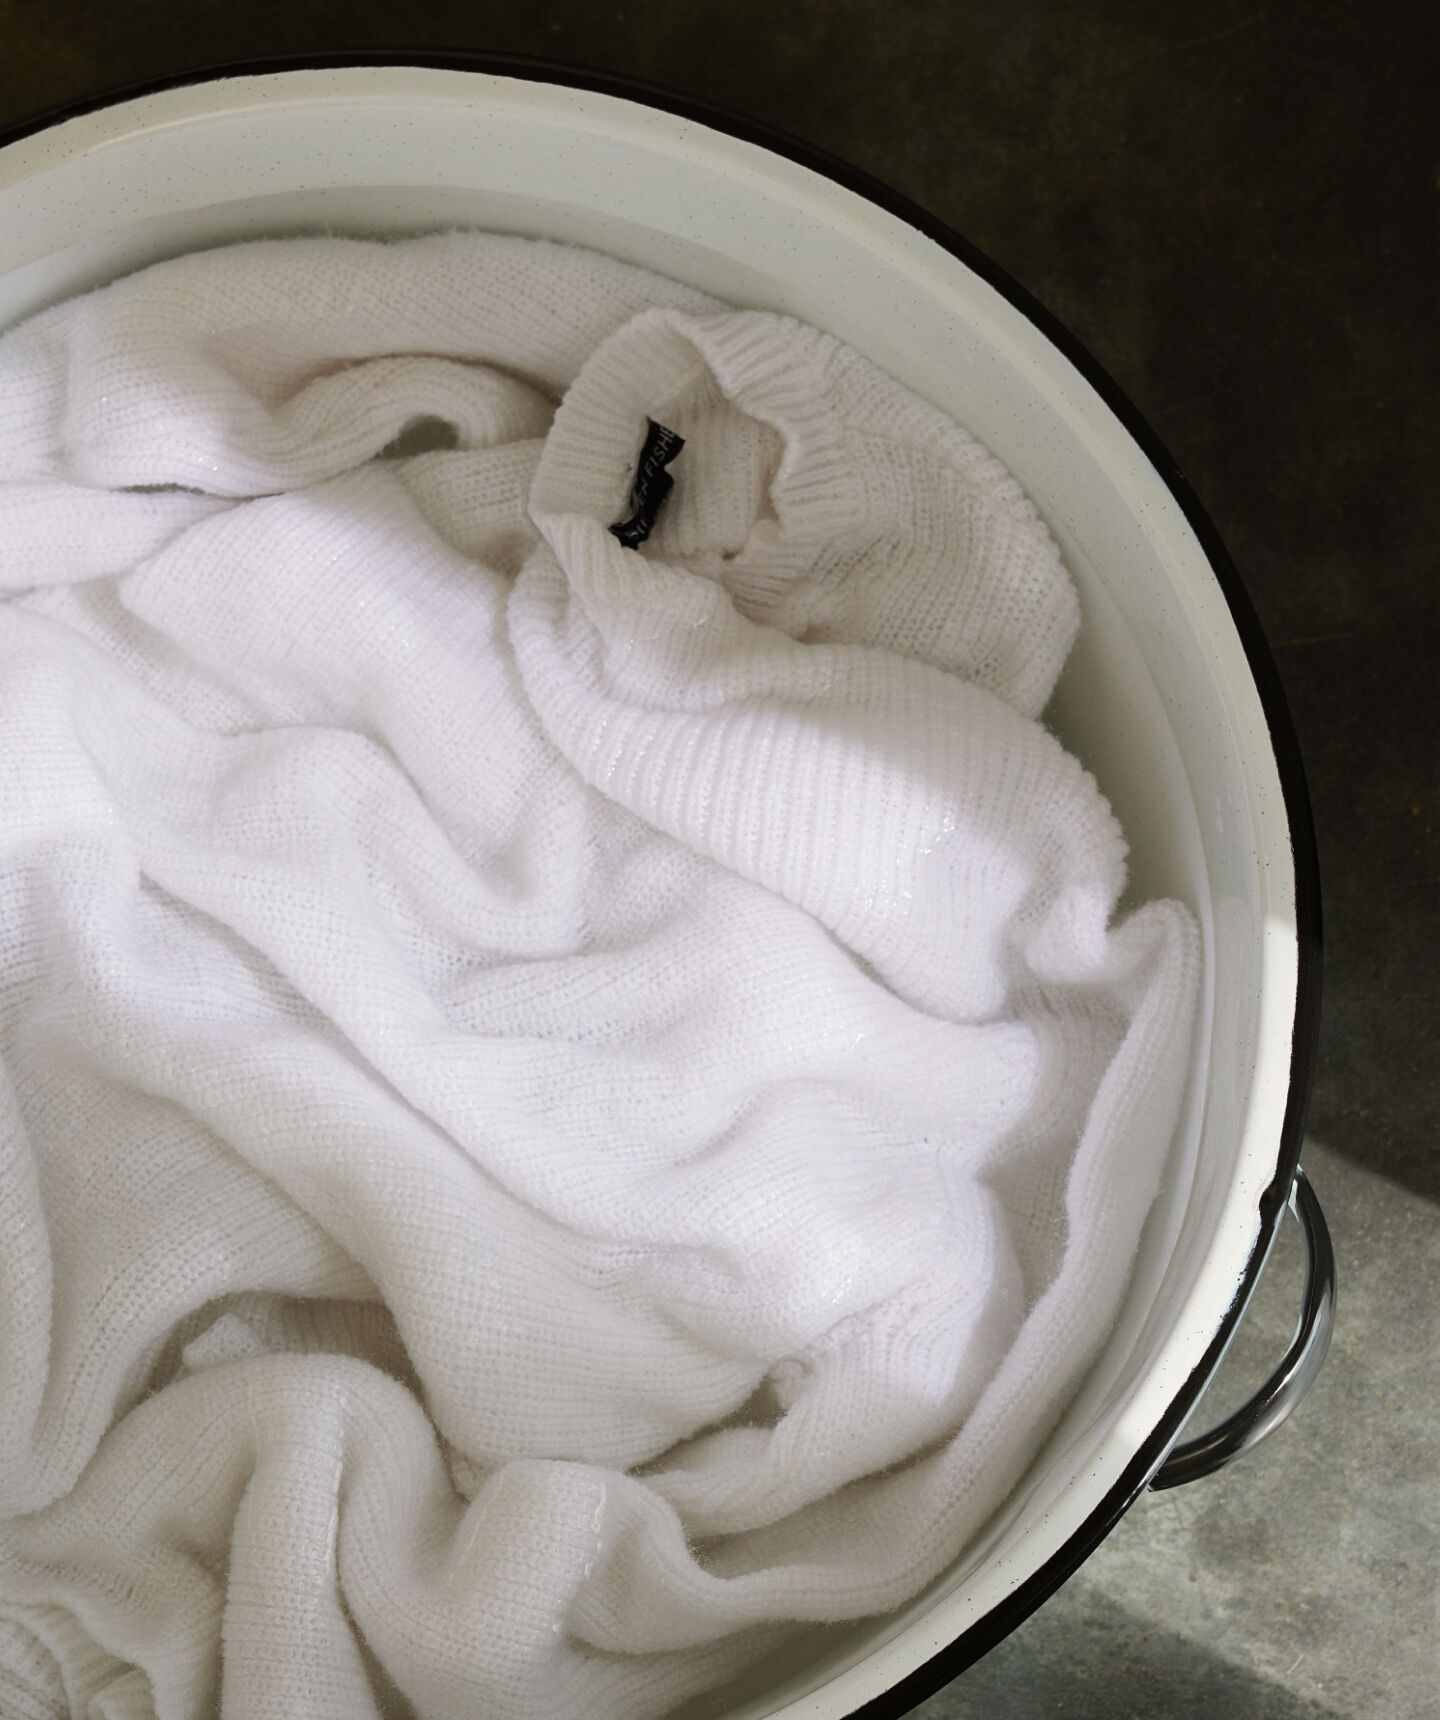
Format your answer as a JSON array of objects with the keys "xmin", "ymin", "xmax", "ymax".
[{"xmin": 0, "ymin": 66, "xmax": 1300, "ymax": 1717}]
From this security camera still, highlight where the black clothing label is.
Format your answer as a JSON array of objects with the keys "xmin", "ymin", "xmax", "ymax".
[{"xmin": 609, "ymin": 419, "xmax": 686, "ymax": 548}]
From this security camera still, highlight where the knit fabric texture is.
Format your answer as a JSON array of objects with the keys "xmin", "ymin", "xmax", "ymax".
[{"xmin": 0, "ymin": 233, "xmax": 1200, "ymax": 1720}]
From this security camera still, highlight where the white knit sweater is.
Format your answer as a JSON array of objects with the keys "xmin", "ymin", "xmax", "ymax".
[{"xmin": 0, "ymin": 233, "xmax": 1198, "ymax": 1720}]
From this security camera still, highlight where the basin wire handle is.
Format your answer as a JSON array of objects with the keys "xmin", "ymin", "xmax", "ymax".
[{"xmin": 1150, "ymin": 1165, "xmax": 1334, "ymax": 1490}]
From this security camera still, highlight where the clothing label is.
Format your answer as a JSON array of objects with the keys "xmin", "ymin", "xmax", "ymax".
[{"xmin": 610, "ymin": 419, "xmax": 686, "ymax": 548}]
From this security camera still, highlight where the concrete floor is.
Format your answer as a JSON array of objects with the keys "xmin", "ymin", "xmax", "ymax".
[{"xmin": 1, "ymin": 3, "xmax": 1434, "ymax": 1716}]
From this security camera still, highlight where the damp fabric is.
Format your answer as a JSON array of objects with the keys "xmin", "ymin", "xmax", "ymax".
[{"xmin": 0, "ymin": 233, "xmax": 1199, "ymax": 1720}]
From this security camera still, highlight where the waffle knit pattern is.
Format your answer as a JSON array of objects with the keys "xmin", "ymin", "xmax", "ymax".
[{"xmin": 0, "ymin": 233, "xmax": 1199, "ymax": 1719}]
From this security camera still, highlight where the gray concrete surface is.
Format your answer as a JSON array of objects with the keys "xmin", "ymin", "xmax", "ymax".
[{"xmin": 1, "ymin": 3, "xmax": 1434, "ymax": 1715}]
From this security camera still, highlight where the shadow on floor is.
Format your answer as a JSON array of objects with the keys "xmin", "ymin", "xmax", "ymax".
[{"xmin": 920, "ymin": 1583, "xmax": 1344, "ymax": 1720}]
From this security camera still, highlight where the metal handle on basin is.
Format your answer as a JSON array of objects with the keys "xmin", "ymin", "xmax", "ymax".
[{"xmin": 1151, "ymin": 1165, "xmax": 1335, "ymax": 1491}]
